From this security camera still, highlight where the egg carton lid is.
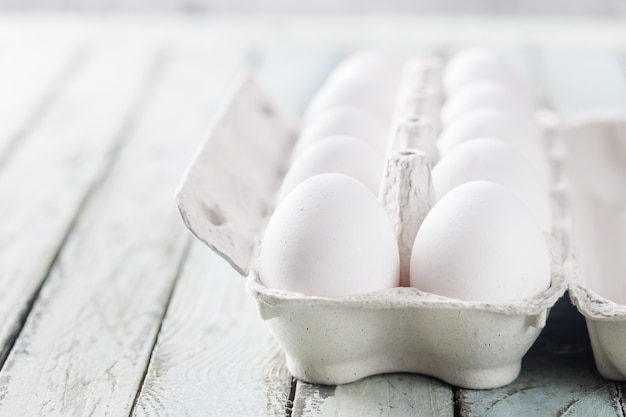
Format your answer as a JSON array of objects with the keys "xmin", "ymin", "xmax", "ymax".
[
  {"xmin": 176, "ymin": 71, "xmax": 299, "ymax": 277},
  {"xmin": 177, "ymin": 70, "xmax": 568, "ymax": 319}
]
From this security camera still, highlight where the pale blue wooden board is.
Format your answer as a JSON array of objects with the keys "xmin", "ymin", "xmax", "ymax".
[{"xmin": 294, "ymin": 375, "xmax": 454, "ymax": 417}]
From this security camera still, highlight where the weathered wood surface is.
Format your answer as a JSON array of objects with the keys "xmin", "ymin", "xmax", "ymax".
[
  {"xmin": 132, "ymin": 243, "xmax": 292, "ymax": 417},
  {"xmin": 294, "ymin": 375, "xmax": 454, "ymax": 417},
  {"xmin": 1, "ymin": 15, "xmax": 626, "ymax": 417},
  {"xmin": 0, "ymin": 43, "xmax": 158, "ymax": 366},
  {"xmin": 0, "ymin": 46, "xmax": 243, "ymax": 416}
]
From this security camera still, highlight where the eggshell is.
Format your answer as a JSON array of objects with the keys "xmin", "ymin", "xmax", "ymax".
[
  {"xmin": 443, "ymin": 47, "xmax": 531, "ymax": 100},
  {"xmin": 410, "ymin": 181, "xmax": 551, "ymax": 302},
  {"xmin": 327, "ymin": 51, "xmax": 401, "ymax": 93},
  {"xmin": 432, "ymin": 138, "xmax": 552, "ymax": 232},
  {"xmin": 279, "ymin": 135, "xmax": 384, "ymax": 200},
  {"xmin": 304, "ymin": 75, "xmax": 395, "ymax": 126},
  {"xmin": 260, "ymin": 173, "xmax": 400, "ymax": 297},
  {"xmin": 441, "ymin": 80, "xmax": 534, "ymax": 127},
  {"xmin": 293, "ymin": 107, "xmax": 388, "ymax": 158},
  {"xmin": 437, "ymin": 107, "xmax": 549, "ymax": 183}
]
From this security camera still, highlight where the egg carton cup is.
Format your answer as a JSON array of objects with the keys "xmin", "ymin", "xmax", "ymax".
[
  {"xmin": 560, "ymin": 111, "xmax": 626, "ymax": 381},
  {"xmin": 176, "ymin": 69, "xmax": 571, "ymax": 389}
]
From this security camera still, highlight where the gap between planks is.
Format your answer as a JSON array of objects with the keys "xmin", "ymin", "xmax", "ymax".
[
  {"xmin": 128, "ymin": 237, "xmax": 194, "ymax": 417},
  {"xmin": 0, "ymin": 44, "xmax": 249, "ymax": 417},
  {"xmin": 0, "ymin": 44, "xmax": 167, "ymax": 372}
]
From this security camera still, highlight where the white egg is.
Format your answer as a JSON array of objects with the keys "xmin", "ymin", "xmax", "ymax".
[
  {"xmin": 432, "ymin": 138, "xmax": 552, "ymax": 232},
  {"xmin": 260, "ymin": 173, "xmax": 400, "ymax": 297},
  {"xmin": 410, "ymin": 181, "xmax": 551, "ymax": 302},
  {"xmin": 441, "ymin": 80, "xmax": 534, "ymax": 127},
  {"xmin": 437, "ymin": 107, "xmax": 548, "ymax": 183},
  {"xmin": 279, "ymin": 135, "xmax": 384, "ymax": 201},
  {"xmin": 443, "ymin": 47, "xmax": 531, "ymax": 101},
  {"xmin": 304, "ymin": 75, "xmax": 395, "ymax": 126},
  {"xmin": 293, "ymin": 107, "xmax": 388, "ymax": 158},
  {"xmin": 327, "ymin": 51, "xmax": 400, "ymax": 93}
]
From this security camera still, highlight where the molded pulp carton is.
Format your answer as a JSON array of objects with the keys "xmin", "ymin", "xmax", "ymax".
[
  {"xmin": 175, "ymin": 65, "xmax": 624, "ymax": 389},
  {"xmin": 563, "ymin": 111, "xmax": 626, "ymax": 381}
]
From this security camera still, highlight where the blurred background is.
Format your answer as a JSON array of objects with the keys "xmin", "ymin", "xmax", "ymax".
[{"xmin": 0, "ymin": 0, "xmax": 625, "ymax": 15}]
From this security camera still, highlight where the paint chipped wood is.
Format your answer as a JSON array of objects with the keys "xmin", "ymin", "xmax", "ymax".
[
  {"xmin": 0, "ymin": 43, "xmax": 159, "ymax": 364},
  {"xmin": 132, "ymin": 243, "xmax": 293, "ymax": 417},
  {"xmin": 0, "ymin": 46, "xmax": 244, "ymax": 416}
]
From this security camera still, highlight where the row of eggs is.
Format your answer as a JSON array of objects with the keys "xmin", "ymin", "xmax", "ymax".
[{"xmin": 259, "ymin": 48, "xmax": 551, "ymax": 302}]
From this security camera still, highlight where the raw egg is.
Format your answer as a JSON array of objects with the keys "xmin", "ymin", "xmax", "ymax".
[
  {"xmin": 441, "ymin": 80, "xmax": 534, "ymax": 127},
  {"xmin": 293, "ymin": 107, "xmax": 388, "ymax": 158},
  {"xmin": 432, "ymin": 138, "xmax": 552, "ymax": 232},
  {"xmin": 304, "ymin": 69, "xmax": 396, "ymax": 125},
  {"xmin": 260, "ymin": 173, "xmax": 400, "ymax": 297},
  {"xmin": 443, "ymin": 47, "xmax": 531, "ymax": 101},
  {"xmin": 279, "ymin": 135, "xmax": 384, "ymax": 201},
  {"xmin": 410, "ymin": 181, "xmax": 551, "ymax": 302},
  {"xmin": 327, "ymin": 51, "xmax": 400, "ymax": 93},
  {"xmin": 437, "ymin": 107, "xmax": 548, "ymax": 183}
]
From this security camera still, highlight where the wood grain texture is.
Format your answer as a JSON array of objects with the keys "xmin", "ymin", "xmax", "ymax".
[
  {"xmin": 0, "ymin": 46, "xmax": 244, "ymax": 416},
  {"xmin": 294, "ymin": 374, "xmax": 454, "ymax": 417},
  {"xmin": 2, "ymin": 16, "xmax": 626, "ymax": 417},
  {"xmin": 132, "ymin": 242, "xmax": 292, "ymax": 417},
  {"xmin": 0, "ymin": 44, "xmax": 158, "ymax": 364}
]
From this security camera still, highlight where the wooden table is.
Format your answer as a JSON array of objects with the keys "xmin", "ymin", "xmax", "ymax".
[{"xmin": 1, "ymin": 13, "xmax": 626, "ymax": 416}]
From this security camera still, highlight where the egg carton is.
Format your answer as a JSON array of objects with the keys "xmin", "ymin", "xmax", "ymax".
[
  {"xmin": 562, "ymin": 111, "xmax": 626, "ymax": 381},
  {"xmin": 175, "ymin": 68, "xmax": 624, "ymax": 389}
]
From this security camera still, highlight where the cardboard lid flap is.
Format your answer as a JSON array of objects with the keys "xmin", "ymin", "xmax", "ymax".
[{"xmin": 176, "ymin": 72, "xmax": 299, "ymax": 276}]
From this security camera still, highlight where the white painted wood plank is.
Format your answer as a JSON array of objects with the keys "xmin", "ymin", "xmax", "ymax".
[
  {"xmin": 0, "ymin": 47, "xmax": 245, "ymax": 416},
  {"xmin": 0, "ymin": 40, "xmax": 80, "ymax": 164},
  {"xmin": 294, "ymin": 375, "xmax": 454, "ymax": 417},
  {"xmin": 132, "ymin": 242, "xmax": 292, "ymax": 417},
  {"xmin": 0, "ymin": 43, "xmax": 159, "ymax": 362}
]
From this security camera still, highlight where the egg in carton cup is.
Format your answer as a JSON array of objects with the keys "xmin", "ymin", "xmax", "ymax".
[{"xmin": 176, "ymin": 55, "xmax": 570, "ymax": 389}]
